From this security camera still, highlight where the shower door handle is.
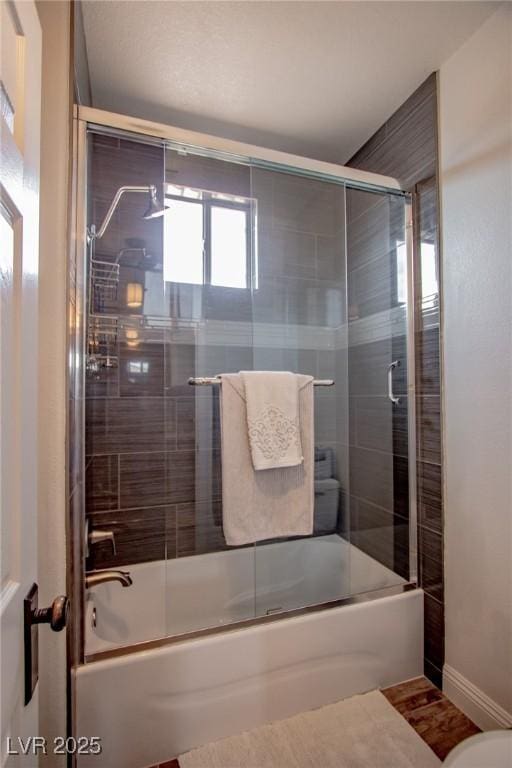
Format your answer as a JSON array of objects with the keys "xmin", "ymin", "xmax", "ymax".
[{"xmin": 387, "ymin": 360, "xmax": 401, "ymax": 405}]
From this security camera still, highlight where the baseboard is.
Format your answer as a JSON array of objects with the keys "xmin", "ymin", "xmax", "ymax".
[{"xmin": 443, "ymin": 664, "xmax": 512, "ymax": 731}]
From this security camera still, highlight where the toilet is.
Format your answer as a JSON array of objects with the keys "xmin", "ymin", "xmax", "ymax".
[{"xmin": 443, "ymin": 731, "xmax": 512, "ymax": 767}]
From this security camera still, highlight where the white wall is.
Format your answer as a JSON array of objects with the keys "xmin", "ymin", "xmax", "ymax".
[
  {"xmin": 37, "ymin": 1, "xmax": 71, "ymax": 763},
  {"xmin": 439, "ymin": 3, "xmax": 512, "ymax": 728}
]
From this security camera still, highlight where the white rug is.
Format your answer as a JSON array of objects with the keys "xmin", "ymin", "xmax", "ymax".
[{"xmin": 179, "ymin": 689, "xmax": 441, "ymax": 768}]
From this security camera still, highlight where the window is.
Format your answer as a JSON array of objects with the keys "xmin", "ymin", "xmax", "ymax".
[
  {"xmin": 396, "ymin": 240, "xmax": 407, "ymax": 305},
  {"xmin": 420, "ymin": 242, "xmax": 438, "ymax": 310},
  {"xmin": 163, "ymin": 184, "xmax": 254, "ymax": 289}
]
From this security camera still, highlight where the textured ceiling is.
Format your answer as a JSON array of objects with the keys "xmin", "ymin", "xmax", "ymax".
[{"xmin": 82, "ymin": 1, "xmax": 498, "ymax": 163}]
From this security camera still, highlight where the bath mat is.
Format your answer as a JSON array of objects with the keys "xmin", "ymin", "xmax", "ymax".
[{"xmin": 179, "ymin": 689, "xmax": 441, "ymax": 768}]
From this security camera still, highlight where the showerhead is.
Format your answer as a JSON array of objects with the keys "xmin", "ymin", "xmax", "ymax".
[
  {"xmin": 88, "ymin": 184, "xmax": 167, "ymax": 242},
  {"xmin": 143, "ymin": 186, "xmax": 166, "ymax": 220}
]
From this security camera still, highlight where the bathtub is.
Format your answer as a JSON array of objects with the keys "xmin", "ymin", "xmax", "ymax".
[
  {"xmin": 76, "ymin": 535, "xmax": 422, "ymax": 768},
  {"xmin": 84, "ymin": 534, "xmax": 407, "ymax": 655}
]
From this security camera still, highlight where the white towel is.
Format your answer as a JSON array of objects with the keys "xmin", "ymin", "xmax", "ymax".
[
  {"xmin": 240, "ymin": 371, "xmax": 303, "ymax": 470},
  {"xmin": 219, "ymin": 373, "xmax": 314, "ymax": 545}
]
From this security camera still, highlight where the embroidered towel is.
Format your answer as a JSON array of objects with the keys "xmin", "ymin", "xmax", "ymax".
[
  {"xmin": 219, "ymin": 373, "xmax": 314, "ymax": 545},
  {"xmin": 240, "ymin": 371, "xmax": 303, "ymax": 470}
]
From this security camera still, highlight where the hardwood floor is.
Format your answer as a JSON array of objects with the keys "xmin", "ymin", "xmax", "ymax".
[
  {"xmin": 146, "ymin": 677, "xmax": 480, "ymax": 767},
  {"xmin": 382, "ymin": 676, "xmax": 481, "ymax": 761}
]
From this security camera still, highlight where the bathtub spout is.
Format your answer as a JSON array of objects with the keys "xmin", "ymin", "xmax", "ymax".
[{"xmin": 85, "ymin": 570, "xmax": 133, "ymax": 589}]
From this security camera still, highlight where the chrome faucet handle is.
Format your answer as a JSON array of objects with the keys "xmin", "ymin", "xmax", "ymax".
[
  {"xmin": 85, "ymin": 570, "xmax": 132, "ymax": 589},
  {"xmin": 88, "ymin": 528, "xmax": 116, "ymax": 556}
]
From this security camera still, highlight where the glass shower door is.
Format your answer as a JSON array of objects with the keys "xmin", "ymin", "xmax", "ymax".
[
  {"xmin": 346, "ymin": 187, "xmax": 412, "ymax": 595},
  {"xmin": 249, "ymin": 166, "xmax": 352, "ymax": 617},
  {"xmin": 161, "ymin": 143, "xmax": 413, "ymax": 638},
  {"xmin": 163, "ymin": 147, "xmax": 258, "ymax": 635}
]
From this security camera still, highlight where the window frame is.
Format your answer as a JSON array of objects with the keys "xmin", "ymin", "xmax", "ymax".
[{"xmin": 164, "ymin": 187, "xmax": 253, "ymax": 289}]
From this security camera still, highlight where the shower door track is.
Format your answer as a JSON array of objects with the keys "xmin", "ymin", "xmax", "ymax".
[{"xmin": 75, "ymin": 105, "xmax": 406, "ymax": 196}]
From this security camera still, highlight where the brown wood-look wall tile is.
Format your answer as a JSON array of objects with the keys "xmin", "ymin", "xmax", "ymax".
[
  {"xmin": 416, "ymin": 326, "xmax": 440, "ymax": 396},
  {"xmin": 118, "ymin": 449, "xmax": 220, "ymax": 510},
  {"xmin": 424, "ymin": 659, "xmax": 443, "ymax": 689},
  {"xmin": 176, "ymin": 396, "xmax": 221, "ymax": 452},
  {"xmin": 393, "ymin": 517, "xmax": 410, "ymax": 580},
  {"xmin": 91, "ymin": 201, "xmax": 163, "ymax": 266},
  {"xmin": 119, "ymin": 340, "xmax": 165, "ymax": 397},
  {"xmin": 85, "ymin": 397, "xmax": 176, "ymax": 455},
  {"xmin": 390, "ymin": 335, "xmax": 408, "ymax": 396},
  {"xmin": 204, "ymin": 285, "xmax": 253, "ymax": 323},
  {"xmin": 119, "ymin": 452, "xmax": 167, "ymax": 508},
  {"xmin": 424, "ymin": 593, "xmax": 445, "ymax": 672},
  {"xmin": 194, "ymin": 450, "xmax": 222, "ymax": 501},
  {"xmin": 350, "ymin": 447, "xmax": 409, "ymax": 523},
  {"xmin": 164, "ymin": 342, "xmax": 200, "ymax": 397},
  {"xmin": 166, "ymin": 450, "xmax": 199, "ymax": 504},
  {"xmin": 258, "ymin": 226, "xmax": 317, "ymax": 280},
  {"xmin": 393, "ymin": 454, "xmax": 410, "ymax": 521},
  {"xmin": 417, "ymin": 460, "xmax": 442, "ymax": 534},
  {"xmin": 417, "ymin": 396, "xmax": 441, "ymax": 465},
  {"xmin": 176, "ymin": 500, "xmax": 227, "ymax": 557},
  {"xmin": 85, "ymin": 455, "xmax": 119, "ymax": 512},
  {"xmin": 348, "ymin": 338, "xmax": 394, "ymax": 396},
  {"xmin": 85, "ymin": 360, "xmax": 119, "ymax": 398},
  {"xmin": 346, "ymin": 193, "xmax": 400, "ymax": 271},
  {"xmin": 419, "ymin": 525, "xmax": 444, "ymax": 602},
  {"xmin": 91, "ymin": 134, "xmax": 163, "ymax": 195},
  {"xmin": 349, "ymin": 446, "xmax": 394, "ymax": 511},
  {"xmin": 352, "ymin": 395, "xmax": 408, "ymax": 458},
  {"xmin": 316, "ymin": 234, "xmax": 345, "ymax": 282},
  {"xmin": 87, "ymin": 506, "xmax": 169, "ymax": 568},
  {"xmin": 392, "ymin": 396, "xmax": 409, "ymax": 459},
  {"xmin": 350, "ymin": 497, "xmax": 401, "ymax": 572},
  {"xmin": 349, "ymin": 83, "xmax": 437, "ymax": 191},
  {"xmin": 417, "ymin": 176, "xmax": 438, "ymax": 242},
  {"xmin": 226, "ymin": 345, "xmax": 254, "ymax": 373},
  {"xmin": 346, "ymin": 124, "xmax": 388, "ymax": 169},
  {"xmin": 252, "ymin": 278, "xmax": 288, "ymax": 324},
  {"xmin": 348, "ymin": 250, "xmax": 397, "ymax": 319},
  {"xmin": 384, "ymin": 74, "xmax": 437, "ymax": 141},
  {"xmin": 165, "ymin": 343, "xmax": 230, "ymax": 396},
  {"xmin": 271, "ymin": 174, "xmax": 344, "ymax": 237}
]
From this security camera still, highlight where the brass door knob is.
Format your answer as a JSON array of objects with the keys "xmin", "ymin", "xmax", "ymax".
[{"xmin": 32, "ymin": 595, "xmax": 69, "ymax": 632}]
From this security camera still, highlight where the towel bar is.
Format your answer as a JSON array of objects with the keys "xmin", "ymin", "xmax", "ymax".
[{"xmin": 188, "ymin": 376, "xmax": 335, "ymax": 387}]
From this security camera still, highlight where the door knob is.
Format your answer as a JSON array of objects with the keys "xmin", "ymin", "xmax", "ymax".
[
  {"xmin": 24, "ymin": 584, "xmax": 69, "ymax": 704},
  {"xmin": 31, "ymin": 595, "xmax": 69, "ymax": 632}
]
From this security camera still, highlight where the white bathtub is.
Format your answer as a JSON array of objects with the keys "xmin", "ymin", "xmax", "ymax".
[
  {"xmin": 85, "ymin": 534, "xmax": 406, "ymax": 655},
  {"xmin": 76, "ymin": 537, "xmax": 423, "ymax": 768}
]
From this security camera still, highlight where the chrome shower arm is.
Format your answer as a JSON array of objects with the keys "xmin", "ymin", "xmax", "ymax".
[{"xmin": 90, "ymin": 185, "xmax": 156, "ymax": 241}]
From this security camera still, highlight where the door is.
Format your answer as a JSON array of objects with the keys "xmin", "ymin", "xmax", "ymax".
[
  {"xmin": 345, "ymin": 186, "xmax": 414, "ymax": 590},
  {"xmin": 1, "ymin": 1, "xmax": 42, "ymax": 764}
]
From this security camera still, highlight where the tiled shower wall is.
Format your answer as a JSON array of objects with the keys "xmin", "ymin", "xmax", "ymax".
[
  {"xmin": 348, "ymin": 73, "xmax": 444, "ymax": 686},
  {"xmin": 85, "ymin": 136, "xmax": 347, "ymax": 572},
  {"xmin": 85, "ymin": 135, "xmax": 170, "ymax": 569}
]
